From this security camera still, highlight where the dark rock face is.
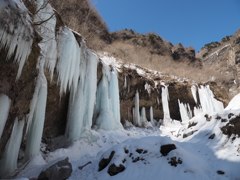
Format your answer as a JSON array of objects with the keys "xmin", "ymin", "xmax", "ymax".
[
  {"xmin": 160, "ymin": 144, "xmax": 176, "ymax": 156},
  {"xmin": 172, "ymin": 44, "xmax": 195, "ymax": 61},
  {"xmin": 38, "ymin": 158, "xmax": 72, "ymax": 180},
  {"xmin": 98, "ymin": 151, "xmax": 115, "ymax": 171},
  {"xmin": 221, "ymin": 115, "xmax": 240, "ymax": 137},
  {"xmin": 107, "ymin": 163, "xmax": 125, "ymax": 176}
]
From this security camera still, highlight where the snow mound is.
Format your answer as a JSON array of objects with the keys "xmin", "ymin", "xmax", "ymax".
[{"xmin": 225, "ymin": 93, "xmax": 240, "ymax": 110}]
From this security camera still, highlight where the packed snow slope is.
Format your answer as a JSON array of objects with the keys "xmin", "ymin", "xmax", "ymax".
[{"xmin": 17, "ymin": 93, "xmax": 240, "ymax": 180}]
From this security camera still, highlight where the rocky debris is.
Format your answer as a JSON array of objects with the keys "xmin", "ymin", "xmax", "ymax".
[
  {"xmin": 160, "ymin": 144, "xmax": 176, "ymax": 156},
  {"xmin": 98, "ymin": 151, "xmax": 115, "ymax": 171},
  {"xmin": 168, "ymin": 157, "xmax": 183, "ymax": 167},
  {"xmin": 183, "ymin": 130, "xmax": 198, "ymax": 138},
  {"xmin": 38, "ymin": 158, "xmax": 72, "ymax": 180},
  {"xmin": 205, "ymin": 114, "xmax": 212, "ymax": 121},
  {"xmin": 107, "ymin": 163, "xmax": 125, "ymax": 176},
  {"xmin": 188, "ymin": 122, "xmax": 197, "ymax": 128},
  {"xmin": 136, "ymin": 148, "xmax": 148, "ymax": 154},
  {"xmin": 217, "ymin": 170, "xmax": 225, "ymax": 175},
  {"xmin": 208, "ymin": 133, "xmax": 215, "ymax": 139},
  {"xmin": 221, "ymin": 115, "xmax": 240, "ymax": 137}
]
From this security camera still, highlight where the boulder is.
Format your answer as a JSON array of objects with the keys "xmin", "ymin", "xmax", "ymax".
[
  {"xmin": 160, "ymin": 144, "xmax": 176, "ymax": 156},
  {"xmin": 38, "ymin": 158, "xmax": 72, "ymax": 180}
]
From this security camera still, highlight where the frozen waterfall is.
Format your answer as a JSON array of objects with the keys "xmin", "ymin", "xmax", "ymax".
[
  {"xmin": 0, "ymin": 94, "xmax": 11, "ymax": 139},
  {"xmin": 161, "ymin": 86, "xmax": 170, "ymax": 120},
  {"xmin": 0, "ymin": 119, "xmax": 24, "ymax": 177},
  {"xmin": 65, "ymin": 50, "xmax": 98, "ymax": 141},
  {"xmin": 178, "ymin": 100, "xmax": 192, "ymax": 123},
  {"xmin": 198, "ymin": 85, "xmax": 224, "ymax": 115},
  {"xmin": 133, "ymin": 90, "xmax": 141, "ymax": 126},
  {"xmin": 0, "ymin": 0, "xmax": 33, "ymax": 79},
  {"xmin": 95, "ymin": 64, "xmax": 122, "ymax": 130},
  {"xmin": 25, "ymin": 68, "xmax": 48, "ymax": 160}
]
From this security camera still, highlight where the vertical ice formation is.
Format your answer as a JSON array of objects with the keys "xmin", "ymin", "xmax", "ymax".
[
  {"xmin": 161, "ymin": 85, "xmax": 170, "ymax": 120},
  {"xmin": 144, "ymin": 83, "xmax": 151, "ymax": 95},
  {"xmin": 124, "ymin": 76, "xmax": 127, "ymax": 89},
  {"xmin": 95, "ymin": 64, "xmax": 122, "ymax": 130},
  {"xmin": 0, "ymin": 94, "xmax": 11, "ymax": 139},
  {"xmin": 34, "ymin": 0, "xmax": 57, "ymax": 80},
  {"xmin": 133, "ymin": 90, "xmax": 141, "ymax": 126},
  {"xmin": 0, "ymin": 119, "xmax": 24, "ymax": 177},
  {"xmin": 0, "ymin": 0, "xmax": 33, "ymax": 79},
  {"xmin": 140, "ymin": 107, "xmax": 147, "ymax": 126},
  {"xmin": 178, "ymin": 100, "xmax": 192, "ymax": 123},
  {"xmin": 25, "ymin": 61, "xmax": 48, "ymax": 159},
  {"xmin": 57, "ymin": 27, "xmax": 82, "ymax": 95},
  {"xmin": 109, "ymin": 69, "xmax": 121, "ymax": 125},
  {"xmin": 150, "ymin": 106, "xmax": 154, "ymax": 124},
  {"xmin": 191, "ymin": 85, "xmax": 198, "ymax": 104},
  {"xmin": 198, "ymin": 85, "xmax": 224, "ymax": 115},
  {"xmin": 66, "ymin": 50, "xmax": 98, "ymax": 141}
]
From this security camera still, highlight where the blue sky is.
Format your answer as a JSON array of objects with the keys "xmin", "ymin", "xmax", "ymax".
[{"xmin": 91, "ymin": 0, "xmax": 240, "ymax": 51}]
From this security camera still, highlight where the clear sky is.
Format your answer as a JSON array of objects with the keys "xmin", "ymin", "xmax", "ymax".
[{"xmin": 91, "ymin": 0, "xmax": 240, "ymax": 51}]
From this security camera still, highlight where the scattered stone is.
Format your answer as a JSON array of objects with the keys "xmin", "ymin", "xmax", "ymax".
[
  {"xmin": 38, "ymin": 158, "xmax": 72, "ymax": 180},
  {"xmin": 108, "ymin": 164, "xmax": 125, "ymax": 176},
  {"xmin": 221, "ymin": 115, "xmax": 240, "ymax": 137},
  {"xmin": 208, "ymin": 133, "xmax": 215, "ymax": 139},
  {"xmin": 132, "ymin": 157, "xmax": 140, "ymax": 163},
  {"xmin": 143, "ymin": 150, "xmax": 148, "ymax": 154},
  {"xmin": 129, "ymin": 153, "xmax": 133, "ymax": 157},
  {"xmin": 183, "ymin": 130, "xmax": 197, "ymax": 138},
  {"xmin": 228, "ymin": 113, "xmax": 234, "ymax": 119},
  {"xmin": 188, "ymin": 122, "xmax": 197, "ymax": 128},
  {"xmin": 160, "ymin": 144, "xmax": 176, "ymax": 156},
  {"xmin": 221, "ymin": 119, "xmax": 227, "ymax": 123},
  {"xmin": 98, "ymin": 151, "xmax": 115, "ymax": 171},
  {"xmin": 124, "ymin": 148, "xmax": 129, "ymax": 154},
  {"xmin": 168, "ymin": 157, "xmax": 183, "ymax": 167},
  {"xmin": 136, "ymin": 148, "xmax": 144, "ymax": 154},
  {"xmin": 205, "ymin": 114, "xmax": 211, "ymax": 121},
  {"xmin": 217, "ymin": 170, "xmax": 225, "ymax": 175}
]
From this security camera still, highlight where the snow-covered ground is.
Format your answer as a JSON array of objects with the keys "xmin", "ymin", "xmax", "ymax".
[{"xmin": 17, "ymin": 107, "xmax": 240, "ymax": 180}]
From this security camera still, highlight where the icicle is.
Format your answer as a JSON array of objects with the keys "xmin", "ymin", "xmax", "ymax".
[
  {"xmin": 144, "ymin": 83, "xmax": 151, "ymax": 95},
  {"xmin": 34, "ymin": 0, "xmax": 57, "ymax": 80},
  {"xmin": 150, "ymin": 106, "xmax": 154, "ymax": 124},
  {"xmin": 124, "ymin": 76, "xmax": 127, "ymax": 89},
  {"xmin": 161, "ymin": 85, "xmax": 170, "ymax": 120},
  {"xmin": 191, "ymin": 85, "xmax": 198, "ymax": 104},
  {"xmin": 198, "ymin": 85, "xmax": 224, "ymax": 115},
  {"xmin": 109, "ymin": 69, "xmax": 122, "ymax": 127},
  {"xmin": 0, "ymin": 0, "xmax": 33, "ymax": 79},
  {"xmin": 25, "ymin": 56, "xmax": 48, "ymax": 160},
  {"xmin": 57, "ymin": 27, "xmax": 81, "ymax": 95},
  {"xmin": 133, "ymin": 90, "xmax": 141, "ymax": 126},
  {"xmin": 65, "ymin": 50, "xmax": 98, "ymax": 141},
  {"xmin": 0, "ymin": 94, "xmax": 11, "ymax": 139},
  {"xmin": 0, "ymin": 118, "xmax": 24, "ymax": 177},
  {"xmin": 140, "ymin": 107, "xmax": 147, "ymax": 126},
  {"xmin": 95, "ymin": 70, "xmax": 116, "ymax": 130},
  {"xmin": 178, "ymin": 100, "xmax": 191, "ymax": 123}
]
